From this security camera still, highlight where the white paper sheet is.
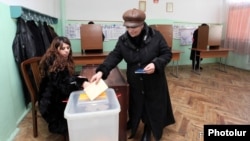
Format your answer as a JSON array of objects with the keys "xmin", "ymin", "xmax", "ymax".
[{"xmin": 84, "ymin": 79, "xmax": 108, "ymax": 101}]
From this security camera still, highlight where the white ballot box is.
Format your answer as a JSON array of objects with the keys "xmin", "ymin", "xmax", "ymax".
[{"xmin": 64, "ymin": 88, "xmax": 120, "ymax": 141}]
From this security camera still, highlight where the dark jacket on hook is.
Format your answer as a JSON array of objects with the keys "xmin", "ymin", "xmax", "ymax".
[
  {"xmin": 38, "ymin": 21, "xmax": 50, "ymax": 50},
  {"xmin": 12, "ymin": 18, "xmax": 37, "ymax": 64},
  {"xmin": 12, "ymin": 18, "xmax": 38, "ymax": 106},
  {"xmin": 43, "ymin": 22, "xmax": 58, "ymax": 43},
  {"xmin": 26, "ymin": 20, "xmax": 46, "ymax": 56}
]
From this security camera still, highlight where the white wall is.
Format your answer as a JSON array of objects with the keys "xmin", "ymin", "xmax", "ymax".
[
  {"xmin": 146, "ymin": 0, "xmax": 225, "ymax": 23},
  {"xmin": 1, "ymin": 0, "xmax": 60, "ymax": 18},
  {"xmin": 65, "ymin": 0, "xmax": 225, "ymax": 23},
  {"xmin": 65, "ymin": 0, "xmax": 138, "ymax": 21}
]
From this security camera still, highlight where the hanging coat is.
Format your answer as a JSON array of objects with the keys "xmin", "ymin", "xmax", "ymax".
[
  {"xmin": 43, "ymin": 22, "xmax": 58, "ymax": 43},
  {"xmin": 38, "ymin": 21, "xmax": 50, "ymax": 50},
  {"xmin": 12, "ymin": 18, "xmax": 37, "ymax": 64},
  {"xmin": 26, "ymin": 20, "xmax": 46, "ymax": 56},
  {"xmin": 12, "ymin": 18, "xmax": 38, "ymax": 106}
]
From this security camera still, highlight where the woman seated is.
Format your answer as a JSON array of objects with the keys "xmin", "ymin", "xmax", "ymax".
[{"xmin": 38, "ymin": 36, "xmax": 89, "ymax": 135}]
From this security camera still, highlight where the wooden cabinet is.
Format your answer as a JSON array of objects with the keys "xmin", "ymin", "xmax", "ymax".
[{"xmin": 80, "ymin": 66, "xmax": 129, "ymax": 141}]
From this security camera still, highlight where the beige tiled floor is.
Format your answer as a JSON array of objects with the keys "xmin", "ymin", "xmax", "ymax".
[
  {"xmin": 14, "ymin": 64, "xmax": 250, "ymax": 141},
  {"xmin": 13, "ymin": 110, "xmax": 66, "ymax": 141}
]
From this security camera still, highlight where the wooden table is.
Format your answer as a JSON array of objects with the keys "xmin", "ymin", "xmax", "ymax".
[
  {"xmin": 73, "ymin": 52, "xmax": 109, "ymax": 65},
  {"xmin": 192, "ymin": 48, "xmax": 232, "ymax": 74},
  {"xmin": 80, "ymin": 66, "xmax": 129, "ymax": 141},
  {"xmin": 171, "ymin": 50, "xmax": 182, "ymax": 78},
  {"xmin": 73, "ymin": 51, "xmax": 182, "ymax": 78}
]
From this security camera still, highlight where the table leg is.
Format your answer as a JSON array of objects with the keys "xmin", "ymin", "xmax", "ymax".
[
  {"xmin": 170, "ymin": 61, "xmax": 179, "ymax": 78},
  {"xmin": 216, "ymin": 58, "xmax": 227, "ymax": 73},
  {"xmin": 193, "ymin": 50, "xmax": 200, "ymax": 75}
]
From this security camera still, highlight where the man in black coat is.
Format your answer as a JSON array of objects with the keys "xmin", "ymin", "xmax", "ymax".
[
  {"xmin": 190, "ymin": 23, "xmax": 208, "ymax": 70},
  {"xmin": 90, "ymin": 8, "xmax": 175, "ymax": 141}
]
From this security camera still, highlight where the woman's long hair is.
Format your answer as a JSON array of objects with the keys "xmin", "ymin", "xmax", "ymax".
[{"xmin": 39, "ymin": 36, "xmax": 75, "ymax": 77}]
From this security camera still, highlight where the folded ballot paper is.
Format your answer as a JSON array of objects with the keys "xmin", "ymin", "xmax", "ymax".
[
  {"xmin": 83, "ymin": 79, "xmax": 108, "ymax": 101},
  {"xmin": 78, "ymin": 91, "xmax": 107, "ymax": 101}
]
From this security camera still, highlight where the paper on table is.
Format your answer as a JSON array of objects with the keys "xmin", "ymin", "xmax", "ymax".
[{"xmin": 84, "ymin": 79, "xmax": 108, "ymax": 101}]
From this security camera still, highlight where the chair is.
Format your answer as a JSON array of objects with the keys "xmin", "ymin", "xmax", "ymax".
[{"xmin": 20, "ymin": 57, "xmax": 42, "ymax": 137}]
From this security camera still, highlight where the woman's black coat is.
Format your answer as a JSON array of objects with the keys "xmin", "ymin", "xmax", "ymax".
[
  {"xmin": 96, "ymin": 23, "xmax": 175, "ymax": 139},
  {"xmin": 38, "ymin": 58, "xmax": 87, "ymax": 134}
]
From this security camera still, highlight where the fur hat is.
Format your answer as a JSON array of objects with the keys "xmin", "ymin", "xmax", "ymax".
[{"xmin": 122, "ymin": 8, "xmax": 146, "ymax": 27}]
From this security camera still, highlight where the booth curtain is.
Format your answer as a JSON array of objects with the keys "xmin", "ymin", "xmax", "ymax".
[{"xmin": 224, "ymin": 0, "xmax": 250, "ymax": 55}]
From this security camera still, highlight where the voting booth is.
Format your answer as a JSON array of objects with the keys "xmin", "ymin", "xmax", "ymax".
[
  {"xmin": 150, "ymin": 24, "xmax": 173, "ymax": 48},
  {"xmin": 80, "ymin": 24, "xmax": 103, "ymax": 53},
  {"xmin": 64, "ymin": 88, "xmax": 120, "ymax": 141},
  {"xmin": 197, "ymin": 24, "xmax": 223, "ymax": 50}
]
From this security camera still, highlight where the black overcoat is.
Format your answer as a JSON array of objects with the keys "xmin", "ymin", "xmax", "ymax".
[
  {"xmin": 96, "ymin": 23, "xmax": 175, "ymax": 139},
  {"xmin": 190, "ymin": 28, "xmax": 198, "ymax": 60}
]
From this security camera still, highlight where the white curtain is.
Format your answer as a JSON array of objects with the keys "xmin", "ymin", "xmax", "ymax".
[{"xmin": 224, "ymin": 0, "xmax": 250, "ymax": 55}]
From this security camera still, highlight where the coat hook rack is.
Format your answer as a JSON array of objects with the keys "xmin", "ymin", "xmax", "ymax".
[{"xmin": 10, "ymin": 6, "xmax": 58, "ymax": 24}]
